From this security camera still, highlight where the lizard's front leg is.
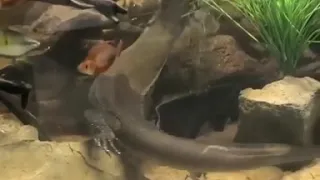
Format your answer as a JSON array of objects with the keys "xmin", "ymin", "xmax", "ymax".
[{"xmin": 84, "ymin": 108, "xmax": 121, "ymax": 156}]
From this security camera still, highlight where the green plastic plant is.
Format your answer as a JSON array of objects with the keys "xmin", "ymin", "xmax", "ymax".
[{"xmin": 199, "ymin": 0, "xmax": 320, "ymax": 75}]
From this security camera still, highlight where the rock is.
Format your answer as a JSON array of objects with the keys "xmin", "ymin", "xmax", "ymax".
[
  {"xmin": 144, "ymin": 166, "xmax": 190, "ymax": 180},
  {"xmin": 0, "ymin": 141, "xmax": 124, "ymax": 180},
  {"xmin": 0, "ymin": 105, "xmax": 38, "ymax": 144},
  {"xmin": 0, "ymin": 113, "xmax": 23, "ymax": 132},
  {"xmin": 0, "ymin": 125, "xmax": 38, "ymax": 146},
  {"xmin": 153, "ymin": 11, "xmax": 279, "ymax": 137},
  {"xmin": 243, "ymin": 167, "xmax": 284, "ymax": 180},
  {"xmin": 1, "ymin": 99, "xmax": 320, "ymax": 180},
  {"xmin": 0, "ymin": 105, "xmax": 125, "ymax": 180},
  {"xmin": 198, "ymin": 35, "xmax": 257, "ymax": 77},
  {"xmin": 0, "ymin": 1, "xmax": 44, "ymax": 27},
  {"xmin": 143, "ymin": 165, "xmax": 284, "ymax": 180},
  {"xmin": 27, "ymin": 4, "xmax": 111, "ymax": 34},
  {"xmin": 234, "ymin": 76, "xmax": 320, "ymax": 145},
  {"xmin": 282, "ymin": 161, "xmax": 320, "ymax": 180},
  {"xmin": 163, "ymin": 27, "xmax": 271, "ymax": 95},
  {"xmin": 0, "ymin": 111, "xmax": 38, "ymax": 144},
  {"xmin": 206, "ymin": 167, "xmax": 284, "ymax": 180},
  {"xmin": 158, "ymin": 10, "xmax": 221, "ymax": 94},
  {"xmin": 8, "ymin": 2, "xmax": 115, "ymax": 43}
]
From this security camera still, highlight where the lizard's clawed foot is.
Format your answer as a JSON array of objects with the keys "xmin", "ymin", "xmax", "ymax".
[
  {"xmin": 93, "ymin": 131, "xmax": 121, "ymax": 156},
  {"xmin": 84, "ymin": 109, "xmax": 121, "ymax": 156}
]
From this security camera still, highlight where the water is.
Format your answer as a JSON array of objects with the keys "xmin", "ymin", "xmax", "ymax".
[{"xmin": 1, "ymin": 0, "xmax": 320, "ymax": 180}]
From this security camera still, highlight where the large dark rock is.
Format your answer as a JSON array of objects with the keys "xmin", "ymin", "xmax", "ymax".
[{"xmin": 152, "ymin": 10, "xmax": 279, "ymax": 138}]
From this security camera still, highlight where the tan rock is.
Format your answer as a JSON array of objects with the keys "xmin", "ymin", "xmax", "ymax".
[
  {"xmin": 203, "ymin": 167, "xmax": 283, "ymax": 180},
  {"xmin": 282, "ymin": 161, "xmax": 320, "ymax": 180},
  {"xmin": 243, "ymin": 167, "xmax": 284, "ymax": 180},
  {"xmin": 144, "ymin": 165, "xmax": 189, "ymax": 180},
  {"xmin": 0, "ymin": 111, "xmax": 38, "ymax": 145},
  {"xmin": 0, "ymin": 113, "xmax": 23, "ymax": 133},
  {"xmin": 143, "ymin": 165, "xmax": 283, "ymax": 180},
  {"xmin": 0, "ymin": 108, "xmax": 125, "ymax": 180},
  {"xmin": 0, "ymin": 93, "xmax": 317, "ymax": 180},
  {"xmin": 0, "ymin": 125, "xmax": 38, "ymax": 146},
  {"xmin": 235, "ymin": 76, "xmax": 320, "ymax": 145},
  {"xmin": 0, "ymin": 141, "xmax": 125, "ymax": 180}
]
